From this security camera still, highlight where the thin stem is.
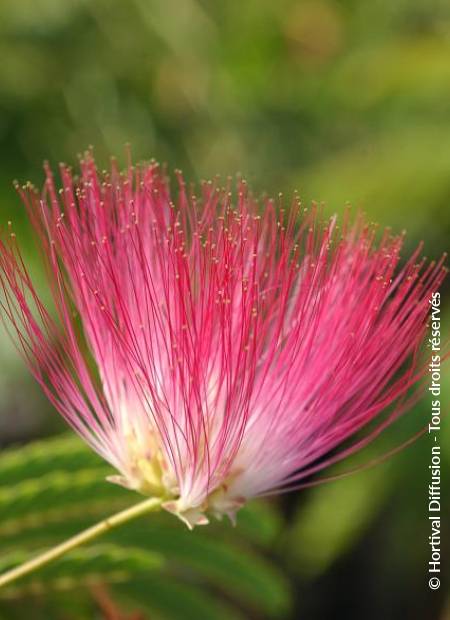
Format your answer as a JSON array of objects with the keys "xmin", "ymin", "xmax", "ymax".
[{"xmin": 0, "ymin": 496, "xmax": 162, "ymax": 589}]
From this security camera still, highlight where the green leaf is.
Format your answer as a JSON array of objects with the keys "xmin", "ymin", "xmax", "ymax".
[
  {"xmin": 0, "ymin": 434, "xmax": 291, "ymax": 617},
  {"xmin": 285, "ymin": 463, "xmax": 391, "ymax": 578},
  {"xmin": 113, "ymin": 577, "xmax": 245, "ymax": 620},
  {"xmin": 0, "ymin": 468, "xmax": 131, "ymax": 528},
  {"xmin": 106, "ymin": 521, "xmax": 290, "ymax": 616},
  {"xmin": 0, "ymin": 543, "xmax": 163, "ymax": 597},
  {"xmin": 234, "ymin": 498, "xmax": 283, "ymax": 547},
  {"xmin": 0, "ymin": 435, "xmax": 105, "ymax": 488}
]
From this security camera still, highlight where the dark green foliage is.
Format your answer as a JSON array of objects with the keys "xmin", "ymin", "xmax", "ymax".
[{"xmin": 0, "ymin": 435, "xmax": 290, "ymax": 619}]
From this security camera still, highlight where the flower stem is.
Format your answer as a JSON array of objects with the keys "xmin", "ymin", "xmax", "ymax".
[{"xmin": 0, "ymin": 496, "xmax": 162, "ymax": 589}]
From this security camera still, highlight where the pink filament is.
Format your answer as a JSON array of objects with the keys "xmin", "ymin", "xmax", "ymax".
[{"xmin": 0, "ymin": 155, "xmax": 446, "ymax": 508}]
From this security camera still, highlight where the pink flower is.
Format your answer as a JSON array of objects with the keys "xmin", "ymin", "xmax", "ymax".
[{"xmin": 0, "ymin": 155, "xmax": 446, "ymax": 527}]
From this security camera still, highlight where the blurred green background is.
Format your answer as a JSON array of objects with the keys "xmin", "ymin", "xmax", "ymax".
[{"xmin": 0, "ymin": 0, "xmax": 449, "ymax": 618}]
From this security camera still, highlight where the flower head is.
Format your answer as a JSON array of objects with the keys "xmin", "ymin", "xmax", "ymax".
[{"xmin": 0, "ymin": 155, "xmax": 446, "ymax": 527}]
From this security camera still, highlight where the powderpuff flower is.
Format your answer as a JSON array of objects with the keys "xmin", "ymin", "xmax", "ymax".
[{"xmin": 0, "ymin": 155, "xmax": 446, "ymax": 528}]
